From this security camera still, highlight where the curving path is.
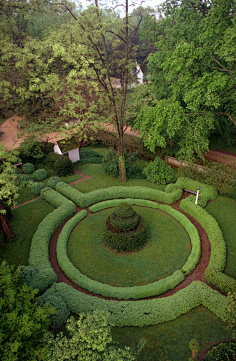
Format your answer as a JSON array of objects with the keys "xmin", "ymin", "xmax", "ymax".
[{"xmin": 48, "ymin": 194, "xmax": 219, "ymax": 302}]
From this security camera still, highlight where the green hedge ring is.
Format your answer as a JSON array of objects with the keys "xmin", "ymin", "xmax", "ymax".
[{"xmin": 56, "ymin": 199, "xmax": 201, "ymax": 299}]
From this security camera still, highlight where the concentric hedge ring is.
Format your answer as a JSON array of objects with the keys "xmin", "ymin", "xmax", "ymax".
[{"xmin": 56, "ymin": 199, "xmax": 201, "ymax": 300}]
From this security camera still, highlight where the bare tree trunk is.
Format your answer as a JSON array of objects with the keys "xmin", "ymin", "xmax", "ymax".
[
  {"xmin": 0, "ymin": 205, "xmax": 15, "ymax": 243},
  {"xmin": 117, "ymin": 131, "xmax": 127, "ymax": 182}
]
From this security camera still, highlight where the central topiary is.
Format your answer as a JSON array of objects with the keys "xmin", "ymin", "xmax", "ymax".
[{"xmin": 104, "ymin": 202, "xmax": 147, "ymax": 252}]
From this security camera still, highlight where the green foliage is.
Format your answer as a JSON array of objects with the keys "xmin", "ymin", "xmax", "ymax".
[
  {"xmin": 19, "ymin": 140, "xmax": 54, "ymax": 165},
  {"xmin": 102, "ymin": 150, "xmax": 145, "ymax": 180},
  {"xmin": 22, "ymin": 163, "xmax": 35, "ymax": 174},
  {"xmin": 165, "ymin": 183, "xmax": 179, "ymax": 193},
  {"xmin": 43, "ymin": 310, "xmax": 144, "ymax": 361},
  {"xmin": 225, "ymin": 291, "xmax": 236, "ymax": 340},
  {"xmin": 176, "ymin": 177, "xmax": 218, "ymax": 204},
  {"xmin": 0, "ymin": 260, "xmax": 54, "ymax": 361},
  {"xmin": 19, "ymin": 174, "xmax": 34, "ymax": 187},
  {"xmin": 54, "ymin": 156, "xmax": 74, "ymax": 177},
  {"xmin": 55, "ymin": 182, "xmax": 83, "ymax": 205},
  {"xmin": 47, "ymin": 176, "xmax": 61, "ymax": 189},
  {"xmin": 40, "ymin": 187, "xmax": 76, "ymax": 208},
  {"xmin": 113, "ymin": 202, "xmax": 135, "ymax": 218},
  {"xmin": 30, "ymin": 182, "xmax": 46, "ymax": 196},
  {"xmin": 33, "ymin": 168, "xmax": 48, "ymax": 182},
  {"xmin": 142, "ymin": 157, "xmax": 175, "ymax": 185},
  {"xmin": 76, "ymin": 148, "xmax": 104, "ymax": 165},
  {"xmin": 40, "ymin": 294, "xmax": 70, "ymax": 329},
  {"xmin": 44, "ymin": 152, "xmax": 61, "ymax": 171},
  {"xmin": 203, "ymin": 342, "xmax": 236, "ymax": 361}
]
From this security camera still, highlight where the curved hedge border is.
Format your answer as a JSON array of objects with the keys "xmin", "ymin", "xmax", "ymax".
[
  {"xmin": 180, "ymin": 198, "xmax": 236, "ymax": 294},
  {"xmin": 27, "ymin": 188, "xmax": 76, "ymax": 293},
  {"xmin": 42, "ymin": 280, "xmax": 231, "ymax": 327},
  {"xmin": 56, "ymin": 199, "xmax": 200, "ymax": 299},
  {"xmin": 54, "ymin": 182, "xmax": 183, "ymax": 207}
]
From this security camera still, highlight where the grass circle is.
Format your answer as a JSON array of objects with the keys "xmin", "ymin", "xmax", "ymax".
[{"xmin": 67, "ymin": 206, "xmax": 191, "ymax": 287}]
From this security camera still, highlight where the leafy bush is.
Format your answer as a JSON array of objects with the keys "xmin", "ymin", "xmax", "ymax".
[
  {"xmin": 165, "ymin": 183, "xmax": 179, "ymax": 193},
  {"xmin": 47, "ymin": 176, "xmax": 61, "ymax": 189},
  {"xmin": 143, "ymin": 157, "xmax": 175, "ymax": 185},
  {"xmin": 102, "ymin": 150, "xmax": 145, "ymax": 179},
  {"xmin": 203, "ymin": 342, "xmax": 236, "ymax": 361},
  {"xmin": 19, "ymin": 265, "xmax": 57, "ymax": 295},
  {"xmin": 33, "ymin": 168, "xmax": 48, "ymax": 181},
  {"xmin": 18, "ymin": 139, "xmax": 54, "ymax": 165},
  {"xmin": 40, "ymin": 294, "xmax": 70, "ymax": 329},
  {"xmin": 11, "ymin": 167, "xmax": 21, "ymax": 176},
  {"xmin": 54, "ymin": 156, "xmax": 74, "ymax": 176},
  {"xmin": 44, "ymin": 152, "xmax": 61, "ymax": 170},
  {"xmin": 22, "ymin": 162, "xmax": 35, "ymax": 174},
  {"xmin": 30, "ymin": 182, "xmax": 46, "ymax": 196},
  {"xmin": 76, "ymin": 148, "xmax": 104, "ymax": 165},
  {"xmin": 19, "ymin": 174, "xmax": 34, "ymax": 187}
]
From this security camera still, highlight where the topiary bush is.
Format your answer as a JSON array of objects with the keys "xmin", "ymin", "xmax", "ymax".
[
  {"xmin": 40, "ymin": 294, "xmax": 70, "ymax": 329},
  {"xmin": 54, "ymin": 156, "xmax": 74, "ymax": 176},
  {"xmin": 19, "ymin": 174, "xmax": 34, "ymax": 187},
  {"xmin": 30, "ymin": 182, "xmax": 46, "ymax": 196},
  {"xmin": 44, "ymin": 152, "xmax": 61, "ymax": 170},
  {"xmin": 33, "ymin": 168, "xmax": 48, "ymax": 181},
  {"xmin": 203, "ymin": 342, "xmax": 236, "ymax": 361},
  {"xmin": 104, "ymin": 202, "xmax": 147, "ymax": 252},
  {"xmin": 22, "ymin": 163, "xmax": 35, "ymax": 174},
  {"xmin": 47, "ymin": 176, "xmax": 61, "ymax": 189},
  {"xmin": 143, "ymin": 157, "xmax": 175, "ymax": 185}
]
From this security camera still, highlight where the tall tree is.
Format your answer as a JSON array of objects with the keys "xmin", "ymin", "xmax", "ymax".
[{"xmin": 134, "ymin": 0, "xmax": 236, "ymax": 161}]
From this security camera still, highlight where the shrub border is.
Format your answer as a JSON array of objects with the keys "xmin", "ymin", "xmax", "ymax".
[{"xmin": 57, "ymin": 199, "xmax": 200, "ymax": 299}]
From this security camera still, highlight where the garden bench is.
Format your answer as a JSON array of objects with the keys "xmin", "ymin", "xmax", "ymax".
[{"xmin": 184, "ymin": 188, "xmax": 197, "ymax": 195}]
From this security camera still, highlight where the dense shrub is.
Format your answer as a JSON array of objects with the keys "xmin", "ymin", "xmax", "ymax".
[
  {"xmin": 76, "ymin": 148, "xmax": 104, "ymax": 165},
  {"xmin": 40, "ymin": 294, "xmax": 70, "ymax": 329},
  {"xmin": 19, "ymin": 174, "xmax": 34, "ymax": 187},
  {"xmin": 33, "ymin": 168, "xmax": 48, "ymax": 181},
  {"xmin": 55, "ymin": 182, "xmax": 83, "ymax": 205},
  {"xmin": 165, "ymin": 183, "xmax": 179, "ymax": 193},
  {"xmin": 143, "ymin": 157, "xmax": 175, "ymax": 185},
  {"xmin": 30, "ymin": 182, "xmax": 46, "ymax": 196},
  {"xmin": 22, "ymin": 162, "xmax": 35, "ymax": 174},
  {"xmin": 11, "ymin": 167, "xmax": 21, "ymax": 176},
  {"xmin": 44, "ymin": 152, "xmax": 61, "ymax": 170},
  {"xmin": 203, "ymin": 342, "xmax": 236, "ymax": 361},
  {"xmin": 47, "ymin": 176, "xmax": 61, "ymax": 189},
  {"xmin": 102, "ymin": 150, "xmax": 145, "ymax": 179},
  {"xmin": 41, "ymin": 187, "xmax": 76, "ymax": 208},
  {"xmin": 19, "ymin": 265, "xmax": 57, "ymax": 295},
  {"xmin": 18, "ymin": 140, "xmax": 54, "ymax": 165},
  {"xmin": 54, "ymin": 156, "xmax": 74, "ymax": 176}
]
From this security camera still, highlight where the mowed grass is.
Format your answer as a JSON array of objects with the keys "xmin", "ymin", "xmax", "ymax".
[
  {"xmin": 205, "ymin": 196, "xmax": 236, "ymax": 279},
  {"xmin": 73, "ymin": 163, "xmax": 165, "ymax": 193},
  {"xmin": 68, "ymin": 207, "xmax": 191, "ymax": 287},
  {"xmin": 0, "ymin": 199, "xmax": 54, "ymax": 269}
]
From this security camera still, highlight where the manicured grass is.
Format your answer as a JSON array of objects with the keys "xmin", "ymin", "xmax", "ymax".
[
  {"xmin": 73, "ymin": 163, "xmax": 165, "ymax": 193},
  {"xmin": 0, "ymin": 199, "xmax": 54, "ymax": 269},
  {"xmin": 205, "ymin": 196, "xmax": 236, "ymax": 279},
  {"xmin": 68, "ymin": 207, "xmax": 191, "ymax": 287},
  {"xmin": 16, "ymin": 187, "xmax": 39, "ymax": 205},
  {"xmin": 111, "ymin": 306, "xmax": 231, "ymax": 361}
]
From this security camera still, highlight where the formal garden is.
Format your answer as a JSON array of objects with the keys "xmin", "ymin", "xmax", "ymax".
[{"xmin": 1, "ymin": 137, "xmax": 236, "ymax": 361}]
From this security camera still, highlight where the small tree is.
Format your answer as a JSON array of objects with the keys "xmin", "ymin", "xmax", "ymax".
[
  {"xmin": 0, "ymin": 144, "xmax": 20, "ymax": 242},
  {"xmin": 0, "ymin": 260, "xmax": 54, "ymax": 361}
]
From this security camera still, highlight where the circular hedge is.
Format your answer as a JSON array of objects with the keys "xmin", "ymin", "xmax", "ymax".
[
  {"xmin": 33, "ymin": 168, "xmax": 48, "ymax": 182},
  {"xmin": 104, "ymin": 202, "xmax": 147, "ymax": 252},
  {"xmin": 22, "ymin": 162, "xmax": 35, "ymax": 174},
  {"xmin": 31, "ymin": 182, "xmax": 46, "ymax": 196}
]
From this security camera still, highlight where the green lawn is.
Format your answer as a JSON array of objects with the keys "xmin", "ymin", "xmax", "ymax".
[
  {"xmin": 68, "ymin": 207, "xmax": 191, "ymax": 287},
  {"xmin": 0, "ymin": 199, "xmax": 54, "ymax": 269}
]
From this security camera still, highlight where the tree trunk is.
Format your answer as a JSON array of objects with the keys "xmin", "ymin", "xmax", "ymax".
[
  {"xmin": 118, "ymin": 138, "xmax": 127, "ymax": 182},
  {"xmin": 0, "ymin": 205, "xmax": 15, "ymax": 243}
]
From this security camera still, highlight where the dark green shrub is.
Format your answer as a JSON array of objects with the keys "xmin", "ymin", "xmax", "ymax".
[
  {"xmin": 18, "ymin": 265, "xmax": 57, "ymax": 295},
  {"xmin": 30, "ymin": 182, "xmax": 46, "ymax": 196},
  {"xmin": 19, "ymin": 174, "xmax": 34, "ymax": 187},
  {"xmin": 143, "ymin": 157, "xmax": 175, "ymax": 185},
  {"xmin": 76, "ymin": 148, "xmax": 104, "ymax": 166},
  {"xmin": 11, "ymin": 167, "xmax": 21, "ymax": 176},
  {"xmin": 18, "ymin": 140, "xmax": 54, "ymax": 165},
  {"xmin": 203, "ymin": 342, "xmax": 236, "ymax": 361},
  {"xmin": 40, "ymin": 294, "xmax": 70, "ymax": 329},
  {"xmin": 22, "ymin": 162, "xmax": 35, "ymax": 174},
  {"xmin": 104, "ymin": 203, "xmax": 147, "ymax": 252},
  {"xmin": 33, "ymin": 168, "xmax": 48, "ymax": 181},
  {"xmin": 44, "ymin": 152, "xmax": 61, "ymax": 170},
  {"xmin": 54, "ymin": 156, "xmax": 74, "ymax": 176},
  {"xmin": 47, "ymin": 176, "xmax": 61, "ymax": 189},
  {"xmin": 165, "ymin": 183, "xmax": 179, "ymax": 193}
]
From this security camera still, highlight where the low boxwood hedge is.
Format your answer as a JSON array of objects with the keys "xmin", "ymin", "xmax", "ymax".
[
  {"xmin": 33, "ymin": 168, "xmax": 48, "ymax": 181},
  {"xmin": 22, "ymin": 162, "xmax": 35, "ymax": 174},
  {"xmin": 19, "ymin": 174, "xmax": 34, "ymax": 187},
  {"xmin": 47, "ymin": 176, "xmax": 61, "ymax": 189},
  {"xmin": 55, "ymin": 182, "xmax": 83, "ymax": 205},
  {"xmin": 30, "ymin": 182, "xmax": 46, "ymax": 196},
  {"xmin": 180, "ymin": 198, "xmax": 236, "ymax": 293},
  {"xmin": 41, "ymin": 281, "xmax": 230, "ymax": 327},
  {"xmin": 41, "ymin": 187, "xmax": 75, "ymax": 208}
]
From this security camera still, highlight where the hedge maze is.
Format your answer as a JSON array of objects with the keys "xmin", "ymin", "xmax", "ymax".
[{"xmin": 20, "ymin": 177, "xmax": 236, "ymax": 328}]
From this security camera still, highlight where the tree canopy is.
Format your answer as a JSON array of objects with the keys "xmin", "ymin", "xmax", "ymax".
[{"xmin": 134, "ymin": 0, "xmax": 236, "ymax": 160}]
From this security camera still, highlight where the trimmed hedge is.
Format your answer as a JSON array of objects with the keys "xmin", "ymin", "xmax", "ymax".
[
  {"xmin": 54, "ymin": 156, "xmax": 74, "ymax": 176},
  {"xmin": 41, "ymin": 187, "xmax": 75, "ymax": 208},
  {"xmin": 19, "ymin": 265, "xmax": 56, "ymax": 295},
  {"xmin": 41, "ymin": 281, "xmax": 230, "ymax": 327},
  {"xmin": 33, "ymin": 168, "xmax": 48, "ymax": 181},
  {"xmin": 40, "ymin": 294, "xmax": 70, "ymax": 329},
  {"xmin": 55, "ymin": 182, "xmax": 83, "ymax": 205},
  {"xmin": 47, "ymin": 176, "xmax": 61, "ymax": 189},
  {"xmin": 30, "ymin": 182, "xmax": 46, "ymax": 196},
  {"xmin": 180, "ymin": 198, "xmax": 236, "ymax": 293},
  {"xmin": 19, "ymin": 174, "xmax": 34, "ymax": 187},
  {"xmin": 57, "ymin": 201, "xmax": 200, "ymax": 299},
  {"xmin": 22, "ymin": 162, "xmax": 35, "ymax": 174}
]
